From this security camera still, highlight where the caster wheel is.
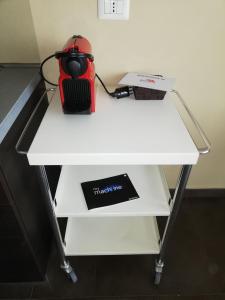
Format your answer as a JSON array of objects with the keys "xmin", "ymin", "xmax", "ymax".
[
  {"xmin": 67, "ymin": 270, "xmax": 78, "ymax": 283},
  {"xmin": 154, "ymin": 272, "xmax": 161, "ymax": 285}
]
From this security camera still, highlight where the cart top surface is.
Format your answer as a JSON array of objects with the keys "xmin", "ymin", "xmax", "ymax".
[{"xmin": 27, "ymin": 87, "xmax": 199, "ymax": 165}]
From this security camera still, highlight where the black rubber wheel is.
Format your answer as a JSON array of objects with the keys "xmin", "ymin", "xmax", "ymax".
[
  {"xmin": 67, "ymin": 270, "xmax": 78, "ymax": 283},
  {"xmin": 154, "ymin": 272, "xmax": 161, "ymax": 285}
]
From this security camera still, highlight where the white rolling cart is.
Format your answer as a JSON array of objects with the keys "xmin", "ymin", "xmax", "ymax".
[{"xmin": 16, "ymin": 86, "xmax": 210, "ymax": 285}]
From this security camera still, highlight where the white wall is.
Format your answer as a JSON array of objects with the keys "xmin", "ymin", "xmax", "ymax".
[
  {"xmin": 5, "ymin": 0, "xmax": 225, "ymax": 188},
  {"xmin": 0, "ymin": 0, "xmax": 39, "ymax": 63}
]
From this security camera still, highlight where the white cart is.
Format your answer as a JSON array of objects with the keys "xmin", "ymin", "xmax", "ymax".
[{"xmin": 17, "ymin": 87, "xmax": 210, "ymax": 284}]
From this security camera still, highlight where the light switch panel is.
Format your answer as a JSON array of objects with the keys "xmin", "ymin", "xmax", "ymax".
[{"xmin": 98, "ymin": 0, "xmax": 130, "ymax": 20}]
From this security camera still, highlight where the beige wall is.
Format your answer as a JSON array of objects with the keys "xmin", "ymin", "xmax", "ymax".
[
  {"xmin": 28, "ymin": 0, "xmax": 225, "ymax": 188},
  {"xmin": 0, "ymin": 0, "xmax": 39, "ymax": 63}
]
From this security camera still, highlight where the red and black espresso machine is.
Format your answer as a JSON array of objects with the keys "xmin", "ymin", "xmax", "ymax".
[
  {"xmin": 40, "ymin": 35, "xmax": 133, "ymax": 114},
  {"xmin": 55, "ymin": 35, "xmax": 95, "ymax": 114}
]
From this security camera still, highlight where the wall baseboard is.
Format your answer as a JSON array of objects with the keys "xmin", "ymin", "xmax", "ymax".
[{"xmin": 170, "ymin": 189, "xmax": 225, "ymax": 198}]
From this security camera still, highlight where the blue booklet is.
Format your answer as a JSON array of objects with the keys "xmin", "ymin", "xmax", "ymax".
[{"xmin": 81, "ymin": 173, "xmax": 139, "ymax": 210}]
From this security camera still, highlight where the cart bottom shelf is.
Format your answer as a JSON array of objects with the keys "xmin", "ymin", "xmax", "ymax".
[{"xmin": 64, "ymin": 216, "xmax": 160, "ymax": 256}]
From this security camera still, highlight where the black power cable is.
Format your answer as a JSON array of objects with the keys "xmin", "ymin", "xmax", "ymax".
[
  {"xmin": 40, "ymin": 54, "xmax": 133, "ymax": 99},
  {"xmin": 40, "ymin": 54, "xmax": 58, "ymax": 86},
  {"xmin": 95, "ymin": 73, "xmax": 113, "ymax": 96},
  {"xmin": 95, "ymin": 73, "xmax": 133, "ymax": 99}
]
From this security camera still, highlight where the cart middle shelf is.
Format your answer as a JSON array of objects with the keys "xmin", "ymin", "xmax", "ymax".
[{"xmin": 55, "ymin": 165, "xmax": 171, "ymax": 217}]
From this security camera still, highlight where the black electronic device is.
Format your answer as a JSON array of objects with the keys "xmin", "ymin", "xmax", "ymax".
[{"xmin": 133, "ymin": 86, "xmax": 166, "ymax": 100}]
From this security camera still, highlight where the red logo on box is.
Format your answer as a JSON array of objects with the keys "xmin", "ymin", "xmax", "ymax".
[{"xmin": 147, "ymin": 79, "xmax": 156, "ymax": 84}]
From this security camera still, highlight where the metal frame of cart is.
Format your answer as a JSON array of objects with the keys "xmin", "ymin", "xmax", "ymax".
[{"xmin": 16, "ymin": 87, "xmax": 210, "ymax": 285}]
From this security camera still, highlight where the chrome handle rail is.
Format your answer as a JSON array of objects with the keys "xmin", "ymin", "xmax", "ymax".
[
  {"xmin": 172, "ymin": 89, "xmax": 211, "ymax": 155},
  {"xmin": 15, "ymin": 88, "xmax": 56, "ymax": 155}
]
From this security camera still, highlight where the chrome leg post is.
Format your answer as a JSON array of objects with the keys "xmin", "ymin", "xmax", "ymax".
[
  {"xmin": 38, "ymin": 166, "xmax": 77, "ymax": 283},
  {"xmin": 154, "ymin": 165, "xmax": 192, "ymax": 285}
]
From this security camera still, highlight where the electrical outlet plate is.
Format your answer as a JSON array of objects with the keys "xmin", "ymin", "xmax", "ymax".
[{"xmin": 98, "ymin": 0, "xmax": 130, "ymax": 20}]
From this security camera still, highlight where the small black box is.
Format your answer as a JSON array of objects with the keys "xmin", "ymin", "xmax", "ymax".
[{"xmin": 133, "ymin": 86, "xmax": 166, "ymax": 100}]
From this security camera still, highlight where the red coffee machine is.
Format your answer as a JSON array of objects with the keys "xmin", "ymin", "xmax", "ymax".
[{"xmin": 56, "ymin": 35, "xmax": 95, "ymax": 114}]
